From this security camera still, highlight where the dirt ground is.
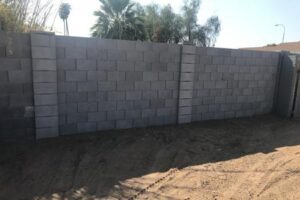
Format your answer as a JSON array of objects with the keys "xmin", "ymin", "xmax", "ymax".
[{"xmin": 1, "ymin": 115, "xmax": 300, "ymax": 200}]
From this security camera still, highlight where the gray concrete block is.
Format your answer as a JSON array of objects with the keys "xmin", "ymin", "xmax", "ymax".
[
  {"xmin": 133, "ymin": 118, "xmax": 149, "ymax": 127},
  {"xmin": 88, "ymin": 112, "xmax": 106, "ymax": 122},
  {"xmin": 98, "ymin": 101, "xmax": 116, "ymax": 111},
  {"xmin": 59, "ymin": 103, "xmax": 77, "ymax": 114},
  {"xmin": 98, "ymin": 81, "xmax": 116, "ymax": 91},
  {"xmin": 77, "ymin": 81, "xmax": 97, "ymax": 92},
  {"xmin": 179, "ymin": 99, "xmax": 192, "ymax": 107},
  {"xmin": 180, "ymin": 82, "xmax": 193, "ymax": 90},
  {"xmin": 77, "ymin": 59, "xmax": 97, "ymax": 70},
  {"xmin": 166, "ymin": 99, "xmax": 177, "ymax": 107},
  {"xmin": 97, "ymin": 121, "xmax": 115, "ymax": 130},
  {"xmin": 66, "ymin": 92, "xmax": 87, "ymax": 103},
  {"xmin": 58, "ymin": 82, "xmax": 76, "ymax": 93},
  {"xmin": 116, "ymin": 119, "xmax": 133, "ymax": 129},
  {"xmin": 159, "ymin": 72, "xmax": 173, "ymax": 80},
  {"xmin": 198, "ymin": 73, "xmax": 211, "ymax": 81},
  {"xmin": 107, "ymin": 110, "xmax": 125, "ymax": 120},
  {"xmin": 178, "ymin": 115, "xmax": 192, "ymax": 124},
  {"xmin": 182, "ymin": 45, "xmax": 196, "ymax": 54},
  {"xmin": 57, "ymin": 59, "xmax": 76, "ymax": 70},
  {"xmin": 126, "ymin": 72, "xmax": 143, "ymax": 81},
  {"xmin": 34, "ymin": 94, "xmax": 57, "ymax": 105},
  {"xmin": 166, "ymin": 81, "xmax": 178, "ymax": 90},
  {"xmin": 107, "ymin": 50, "xmax": 126, "ymax": 61},
  {"xmin": 32, "ymin": 47, "xmax": 55, "ymax": 59},
  {"xmin": 179, "ymin": 106, "xmax": 192, "ymax": 115},
  {"xmin": 36, "ymin": 116, "xmax": 58, "ymax": 128},
  {"xmin": 215, "ymin": 96, "xmax": 226, "ymax": 104},
  {"xmin": 182, "ymin": 54, "xmax": 196, "ymax": 64},
  {"xmin": 216, "ymin": 80, "xmax": 227, "ymax": 89},
  {"xmin": 65, "ymin": 47, "xmax": 86, "ymax": 59},
  {"xmin": 33, "ymin": 59, "xmax": 56, "ymax": 71},
  {"xmin": 150, "ymin": 99, "xmax": 165, "ymax": 108},
  {"xmin": 8, "ymin": 70, "xmax": 31, "ymax": 83},
  {"xmin": 151, "ymin": 81, "xmax": 166, "ymax": 90},
  {"xmin": 152, "ymin": 62, "xmax": 167, "ymax": 71},
  {"xmin": 33, "ymin": 71, "xmax": 57, "ymax": 83},
  {"xmin": 66, "ymin": 71, "xmax": 87, "ymax": 81},
  {"xmin": 35, "ymin": 105, "xmax": 58, "ymax": 117},
  {"xmin": 0, "ymin": 71, "xmax": 8, "ymax": 83},
  {"xmin": 36, "ymin": 127, "xmax": 59, "ymax": 139},
  {"xmin": 108, "ymin": 72, "xmax": 125, "ymax": 81},
  {"xmin": 144, "ymin": 51, "xmax": 160, "ymax": 62},
  {"xmin": 77, "ymin": 122, "xmax": 97, "ymax": 132},
  {"xmin": 181, "ymin": 64, "xmax": 195, "ymax": 72},
  {"xmin": 134, "ymin": 100, "xmax": 150, "ymax": 109},
  {"xmin": 179, "ymin": 90, "xmax": 193, "ymax": 99},
  {"xmin": 67, "ymin": 113, "xmax": 88, "ymax": 123},
  {"xmin": 31, "ymin": 34, "xmax": 51, "ymax": 47},
  {"xmin": 56, "ymin": 47, "xmax": 65, "ymax": 59},
  {"xmin": 135, "ymin": 81, "xmax": 150, "ymax": 90},
  {"xmin": 117, "ymin": 40, "xmax": 136, "ymax": 50},
  {"xmin": 117, "ymin": 81, "xmax": 134, "ymax": 91},
  {"xmin": 107, "ymin": 91, "xmax": 125, "ymax": 101},
  {"xmin": 125, "ymin": 110, "xmax": 141, "ymax": 119},
  {"xmin": 142, "ymin": 109, "xmax": 156, "ymax": 118},
  {"xmin": 126, "ymin": 91, "xmax": 142, "ymax": 100},
  {"xmin": 203, "ymin": 80, "xmax": 216, "ymax": 89},
  {"xmin": 167, "ymin": 63, "xmax": 180, "ymax": 72},
  {"xmin": 117, "ymin": 61, "xmax": 135, "ymax": 71},
  {"xmin": 143, "ymin": 72, "xmax": 158, "ymax": 81},
  {"xmin": 142, "ymin": 91, "xmax": 158, "ymax": 99},
  {"xmin": 127, "ymin": 51, "xmax": 143, "ymax": 61},
  {"xmin": 117, "ymin": 100, "xmax": 134, "ymax": 110},
  {"xmin": 34, "ymin": 83, "xmax": 57, "ymax": 94},
  {"xmin": 78, "ymin": 102, "xmax": 97, "ymax": 112},
  {"xmin": 135, "ymin": 62, "xmax": 152, "ymax": 71}
]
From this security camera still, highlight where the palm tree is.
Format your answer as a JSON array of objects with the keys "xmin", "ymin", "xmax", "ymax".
[
  {"xmin": 91, "ymin": 0, "xmax": 145, "ymax": 40},
  {"xmin": 59, "ymin": 3, "xmax": 71, "ymax": 36}
]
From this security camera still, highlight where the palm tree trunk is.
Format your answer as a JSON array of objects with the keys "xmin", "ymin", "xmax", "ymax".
[
  {"xmin": 66, "ymin": 18, "xmax": 69, "ymax": 36},
  {"xmin": 63, "ymin": 19, "xmax": 66, "ymax": 35}
]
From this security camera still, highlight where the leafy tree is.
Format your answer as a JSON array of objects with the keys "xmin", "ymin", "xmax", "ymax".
[
  {"xmin": 0, "ymin": 0, "xmax": 54, "ymax": 32},
  {"xmin": 59, "ymin": 3, "xmax": 71, "ymax": 36},
  {"xmin": 182, "ymin": 0, "xmax": 200, "ymax": 42},
  {"xmin": 91, "ymin": 0, "xmax": 145, "ymax": 40}
]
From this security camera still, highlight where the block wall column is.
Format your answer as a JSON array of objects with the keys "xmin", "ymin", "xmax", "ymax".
[
  {"xmin": 31, "ymin": 32, "xmax": 59, "ymax": 139},
  {"xmin": 178, "ymin": 45, "xmax": 196, "ymax": 124}
]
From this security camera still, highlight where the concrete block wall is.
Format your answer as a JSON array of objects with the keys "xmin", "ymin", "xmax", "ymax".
[
  {"xmin": 0, "ymin": 32, "xmax": 34, "ymax": 142},
  {"xmin": 191, "ymin": 47, "xmax": 280, "ymax": 121},
  {"xmin": 56, "ymin": 36, "xmax": 181, "ymax": 135}
]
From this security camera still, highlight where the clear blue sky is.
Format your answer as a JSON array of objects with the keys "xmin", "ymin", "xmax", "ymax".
[{"xmin": 52, "ymin": 0, "xmax": 300, "ymax": 48}]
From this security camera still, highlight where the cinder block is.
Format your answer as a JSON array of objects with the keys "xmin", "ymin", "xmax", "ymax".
[
  {"xmin": 97, "ymin": 121, "xmax": 115, "ymax": 130},
  {"xmin": 33, "ymin": 71, "xmax": 57, "ymax": 82},
  {"xmin": 67, "ymin": 113, "xmax": 88, "ymax": 123},
  {"xmin": 107, "ymin": 91, "xmax": 125, "ymax": 101},
  {"xmin": 179, "ymin": 99, "xmax": 192, "ymax": 107},
  {"xmin": 179, "ymin": 90, "xmax": 193, "ymax": 99},
  {"xmin": 34, "ymin": 83, "xmax": 57, "ymax": 94},
  {"xmin": 134, "ymin": 100, "xmax": 150, "ymax": 109},
  {"xmin": 134, "ymin": 61, "xmax": 152, "ymax": 71},
  {"xmin": 157, "ymin": 107, "xmax": 175, "ymax": 116},
  {"xmin": 159, "ymin": 72, "xmax": 173, "ymax": 80},
  {"xmin": 34, "ymin": 94, "xmax": 57, "ymax": 106},
  {"xmin": 144, "ymin": 51, "xmax": 160, "ymax": 62},
  {"xmin": 32, "ymin": 47, "xmax": 55, "ymax": 59},
  {"xmin": 108, "ymin": 72, "xmax": 125, "ymax": 81},
  {"xmin": 36, "ymin": 116, "xmax": 58, "ymax": 128},
  {"xmin": 215, "ymin": 96, "xmax": 226, "ymax": 104},
  {"xmin": 78, "ymin": 122, "xmax": 97, "ymax": 132},
  {"xmin": 59, "ymin": 103, "xmax": 77, "ymax": 114},
  {"xmin": 58, "ymin": 82, "xmax": 76, "ymax": 93},
  {"xmin": 151, "ymin": 81, "xmax": 166, "ymax": 90},
  {"xmin": 167, "ymin": 63, "xmax": 180, "ymax": 72},
  {"xmin": 150, "ymin": 99, "xmax": 165, "ymax": 108},
  {"xmin": 127, "ymin": 51, "xmax": 143, "ymax": 61},
  {"xmin": 135, "ymin": 81, "xmax": 150, "ymax": 90},
  {"xmin": 126, "ymin": 91, "xmax": 142, "ymax": 100},
  {"xmin": 33, "ymin": 59, "xmax": 56, "ymax": 71},
  {"xmin": 57, "ymin": 59, "xmax": 76, "ymax": 70},
  {"xmin": 143, "ymin": 72, "xmax": 158, "ymax": 81},
  {"xmin": 181, "ymin": 64, "xmax": 195, "ymax": 72},
  {"xmin": 77, "ymin": 81, "xmax": 97, "ymax": 92},
  {"xmin": 182, "ymin": 54, "xmax": 196, "ymax": 64},
  {"xmin": 65, "ymin": 47, "xmax": 86, "ymax": 59},
  {"xmin": 126, "ymin": 72, "xmax": 143, "ymax": 81},
  {"xmin": 179, "ymin": 106, "xmax": 192, "ymax": 115},
  {"xmin": 78, "ymin": 102, "xmax": 97, "ymax": 112},
  {"xmin": 166, "ymin": 81, "xmax": 178, "ymax": 90},
  {"xmin": 152, "ymin": 62, "xmax": 167, "ymax": 71},
  {"xmin": 182, "ymin": 45, "xmax": 196, "ymax": 54},
  {"xmin": 0, "ymin": 71, "xmax": 8, "ymax": 83},
  {"xmin": 88, "ymin": 112, "xmax": 106, "ymax": 122},
  {"xmin": 117, "ymin": 81, "xmax": 134, "ymax": 91},
  {"xmin": 98, "ymin": 101, "xmax": 116, "ymax": 111},
  {"xmin": 203, "ymin": 80, "xmax": 216, "ymax": 89},
  {"xmin": 117, "ymin": 61, "xmax": 134, "ymax": 71},
  {"xmin": 107, "ymin": 110, "xmax": 125, "ymax": 120},
  {"xmin": 66, "ymin": 92, "xmax": 87, "ymax": 103},
  {"xmin": 216, "ymin": 80, "xmax": 227, "ymax": 89},
  {"xmin": 117, "ymin": 101, "xmax": 134, "ymax": 110},
  {"xmin": 125, "ymin": 110, "xmax": 141, "ymax": 119},
  {"xmin": 117, "ymin": 40, "xmax": 136, "ymax": 50},
  {"xmin": 107, "ymin": 50, "xmax": 126, "ymax": 61},
  {"xmin": 35, "ymin": 105, "xmax": 58, "ymax": 117},
  {"xmin": 98, "ymin": 81, "xmax": 116, "ymax": 91},
  {"xmin": 77, "ymin": 59, "xmax": 97, "ymax": 70},
  {"xmin": 142, "ymin": 109, "xmax": 156, "ymax": 118},
  {"xmin": 31, "ymin": 34, "xmax": 50, "ymax": 47},
  {"xmin": 142, "ymin": 91, "xmax": 158, "ymax": 99},
  {"xmin": 116, "ymin": 119, "xmax": 133, "ymax": 129},
  {"xmin": 180, "ymin": 82, "xmax": 193, "ymax": 90},
  {"xmin": 36, "ymin": 127, "xmax": 59, "ymax": 139},
  {"xmin": 66, "ymin": 71, "xmax": 86, "ymax": 81},
  {"xmin": 133, "ymin": 118, "xmax": 149, "ymax": 127},
  {"xmin": 8, "ymin": 70, "xmax": 31, "ymax": 83}
]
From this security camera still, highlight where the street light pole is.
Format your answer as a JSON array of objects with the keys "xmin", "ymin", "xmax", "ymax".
[{"xmin": 274, "ymin": 24, "xmax": 285, "ymax": 43}]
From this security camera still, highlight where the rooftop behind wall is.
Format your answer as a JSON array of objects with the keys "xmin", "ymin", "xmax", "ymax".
[{"xmin": 0, "ymin": 32, "xmax": 283, "ymax": 141}]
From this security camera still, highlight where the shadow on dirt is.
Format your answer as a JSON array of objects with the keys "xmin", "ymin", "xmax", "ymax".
[{"xmin": 1, "ymin": 115, "xmax": 300, "ymax": 199}]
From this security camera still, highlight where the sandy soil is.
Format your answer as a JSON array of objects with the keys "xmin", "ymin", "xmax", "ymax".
[{"xmin": 1, "ymin": 115, "xmax": 300, "ymax": 200}]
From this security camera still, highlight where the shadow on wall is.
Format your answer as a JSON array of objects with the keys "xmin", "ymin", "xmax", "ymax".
[{"xmin": 1, "ymin": 115, "xmax": 300, "ymax": 199}]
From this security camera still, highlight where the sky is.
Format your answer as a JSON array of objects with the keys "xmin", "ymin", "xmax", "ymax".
[{"xmin": 51, "ymin": 0, "xmax": 300, "ymax": 49}]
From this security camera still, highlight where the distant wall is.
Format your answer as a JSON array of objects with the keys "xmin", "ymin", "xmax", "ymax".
[
  {"xmin": 0, "ymin": 32, "xmax": 285, "ymax": 141},
  {"xmin": 0, "ymin": 32, "xmax": 35, "ymax": 142}
]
